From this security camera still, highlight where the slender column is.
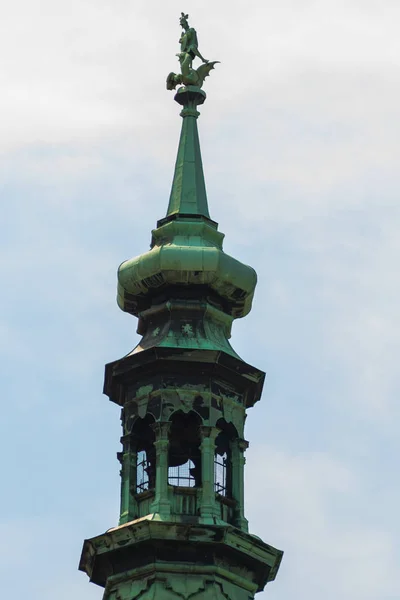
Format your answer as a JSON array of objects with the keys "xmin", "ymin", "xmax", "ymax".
[
  {"xmin": 199, "ymin": 426, "xmax": 219, "ymax": 522},
  {"xmin": 150, "ymin": 422, "xmax": 171, "ymax": 519},
  {"xmin": 118, "ymin": 435, "xmax": 137, "ymax": 525},
  {"xmin": 231, "ymin": 439, "xmax": 249, "ymax": 532}
]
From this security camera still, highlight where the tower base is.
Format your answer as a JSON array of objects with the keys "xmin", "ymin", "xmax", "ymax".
[{"xmin": 79, "ymin": 520, "xmax": 282, "ymax": 599}]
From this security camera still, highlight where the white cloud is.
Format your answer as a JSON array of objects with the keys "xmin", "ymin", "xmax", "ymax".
[
  {"xmin": 246, "ymin": 446, "xmax": 399, "ymax": 599},
  {"xmin": 1, "ymin": 2, "xmax": 399, "ymax": 599}
]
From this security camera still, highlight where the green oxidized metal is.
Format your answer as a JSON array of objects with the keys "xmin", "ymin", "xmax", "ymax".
[
  {"xmin": 79, "ymin": 17, "xmax": 282, "ymax": 600},
  {"xmin": 117, "ymin": 87, "xmax": 257, "ymax": 326}
]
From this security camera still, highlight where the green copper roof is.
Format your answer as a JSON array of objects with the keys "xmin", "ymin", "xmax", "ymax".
[
  {"xmin": 166, "ymin": 88, "xmax": 210, "ymax": 219},
  {"xmin": 117, "ymin": 86, "xmax": 258, "ymax": 323},
  {"xmin": 81, "ymin": 18, "xmax": 282, "ymax": 600}
]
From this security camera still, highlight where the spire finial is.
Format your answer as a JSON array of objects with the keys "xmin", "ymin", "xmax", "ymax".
[
  {"xmin": 166, "ymin": 13, "xmax": 219, "ymax": 91},
  {"xmin": 164, "ymin": 15, "xmax": 219, "ymax": 220},
  {"xmin": 164, "ymin": 85, "xmax": 209, "ymax": 220}
]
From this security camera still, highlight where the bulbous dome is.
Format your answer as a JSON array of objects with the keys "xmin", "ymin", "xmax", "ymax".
[
  {"xmin": 117, "ymin": 86, "xmax": 257, "ymax": 325},
  {"xmin": 117, "ymin": 215, "xmax": 257, "ymax": 320}
]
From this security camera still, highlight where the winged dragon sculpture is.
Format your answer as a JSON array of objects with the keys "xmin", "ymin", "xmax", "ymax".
[{"xmin": 166, "ymin": 12, "xmax": 219, "ymax": 91}]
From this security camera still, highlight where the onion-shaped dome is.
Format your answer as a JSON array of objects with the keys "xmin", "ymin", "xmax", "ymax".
[{"xmin": 117, "ymin": 87, "xmax": 257, "ymax": 322}]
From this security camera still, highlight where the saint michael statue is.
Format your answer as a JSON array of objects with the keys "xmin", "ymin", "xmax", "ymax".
[{"xmin": 167, "ymin": 13, "xmax": 219, "ymax": 91}]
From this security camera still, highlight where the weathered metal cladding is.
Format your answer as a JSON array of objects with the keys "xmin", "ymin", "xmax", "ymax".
[
  {"xmin": 166, "ymin": 95, "xmax": 209, "ymax": 218},
  {"xmin": 116, "ymin": 84, "xmax": 258, "ymax": 323},
  {"xmin": 79, "ymin": 521, "xmax": 283, "ymax": 598},
  {"xmin": 133, "ymin": 300, "xmax": 238, "ymax": 357},
  {"xmin": 102, "ymin": 346, "xmax": 261, "ymax": 532},
  {"xmin": 104, "ymin": 347, "xmax": 265, "ymax": 417},
  {"xmin": 117, "ymin": 225, "xmax": 257, "ymax": 319}
]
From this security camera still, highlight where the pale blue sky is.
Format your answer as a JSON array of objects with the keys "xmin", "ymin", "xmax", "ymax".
[{"xmin": 1, "ymin": 1, "xmax": 399, "ymax": 598}]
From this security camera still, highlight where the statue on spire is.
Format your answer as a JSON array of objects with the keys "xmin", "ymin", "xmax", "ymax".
[{"xmin": 166, "ymin": 13, "xmax": 219, "ymax": 91}]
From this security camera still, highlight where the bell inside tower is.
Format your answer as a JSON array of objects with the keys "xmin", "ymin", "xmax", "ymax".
[{"xmin": 168, "ymin": 411, "xmax": 202, "ymax": 488}]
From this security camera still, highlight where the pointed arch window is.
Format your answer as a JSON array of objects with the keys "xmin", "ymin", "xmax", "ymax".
[
  {"xmin": 168, "ymin": 459, "xmax": 196, "ymax": 487},
  {"xmin": 136, "ymin": 449, "xmax": 150, "ymax": 493},
  {"xmin": 214, "ymin": 425, "xmax": 235, "ymax": 498},
  {"xmin": 214, "ymin": 451, "xmax": 228, "ymax": 496},
  {"xmin": 167, "ymin": 411, "xmax": 202, "ymax": 488},
  {"xmin": 130, "ymin": 415, "xmax": 156, "ymax": 494}
]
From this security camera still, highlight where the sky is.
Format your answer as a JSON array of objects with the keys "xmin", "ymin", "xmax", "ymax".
[{"xmin": 1, "ymin": 1, "xmax": 399, "ymax": 598}]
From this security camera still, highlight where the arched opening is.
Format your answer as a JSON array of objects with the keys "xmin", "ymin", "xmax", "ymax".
[
  {"xmin": 136, "ymin": 449, "xmax": 150, "ymax": 493},
  {"xmin": 131, "ymin": 415, "xmax": 156, "ymax": 494},
  {"xmin": 214, "ymin": 431, "xmax": 230, "ymax": 497},
  {"xmin": 214, "ymin": 420, "xmax": 237, "ymax": 498},
  {"xmin": 168, "ymin": 411, "xmax": 202, "ymax": 487},
  {"xmin": 168, "ymin": 458, "xmax": 196, "ymax": 487}
]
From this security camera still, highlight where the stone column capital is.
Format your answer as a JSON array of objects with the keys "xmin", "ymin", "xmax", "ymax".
[
  {"xmin": 151, "ymin": 421, "xmax": 171, "ymax": 441},
  {"xmin": 199, "ymin": 425, "xmax": 219, "ymax": 443},
  {"xmin": 237, "ymin": 439, "xmax": 249, "ymax": 452}
]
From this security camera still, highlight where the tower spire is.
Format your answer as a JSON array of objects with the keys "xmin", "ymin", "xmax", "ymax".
[
  {"xmin": 79, "ymin": 14, "xmax": 283, "ymax": 600},
  {"xmin": 166, "ymin": 88, "xmax": 210, "ymax": 219}
]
